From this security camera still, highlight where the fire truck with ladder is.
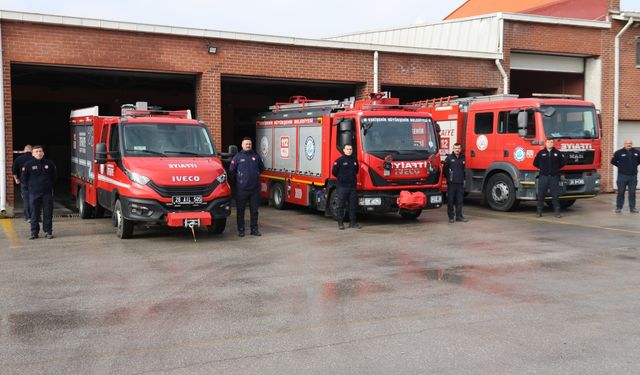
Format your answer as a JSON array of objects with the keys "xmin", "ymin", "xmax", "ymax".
[
  {"xmin": 413, "ymin": 95, "xmax": 601, "ymax": 211},
  {"xmin": 255, "ymin": 94, "xmax": 443, "ymax": 220},
  {"xmin": 70, "ymin": 102, "xmax": 232, "ymax": 239}
]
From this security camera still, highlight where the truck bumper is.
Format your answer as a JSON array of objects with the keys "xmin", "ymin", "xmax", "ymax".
[
  {"xmin": 356, "ymin": 189, "xmax": 442, "ymax": 213},
  {"xmin": 119, "ymin": 195, "xmax": 232, "ymax": 225},
  {"xmin": 516, "ymin": 170, "xmax": 601, "ymax": 201}
]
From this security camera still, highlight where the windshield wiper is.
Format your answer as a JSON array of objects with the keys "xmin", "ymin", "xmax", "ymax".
[
  {"xmin": 163, "ymin": 150, "xmax": 208, "ymax": 156},
  {"xmin": 129, "ymin": 149, "xmax": 166, "ymax": 156}
]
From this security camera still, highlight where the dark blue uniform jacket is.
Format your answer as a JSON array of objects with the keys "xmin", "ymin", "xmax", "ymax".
[
  {"xmin": 443, "ymin": 153, "xmax": 466, "ymax": 184},
  {"xmin": 533, "ymin": 147, "xmax": 566, "ymax": 176},
  {"xmin": 332, "ymin": 155, "xmax": 359, "ymax": 188},
  {"xmin": 610, "ymin": 148, "xmax": 640, "ymax": 176},
  {"xmin": 21, "ymin": 158, "xmax": 57, "ymax": 196},
  {"xmin": 229, "ymin": 150, "xmax": 265, "ymax": 191}
]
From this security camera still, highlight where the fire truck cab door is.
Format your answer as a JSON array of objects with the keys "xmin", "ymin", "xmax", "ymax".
[
  {"xmin": 98, "ymin": 121, "xmax": 120, "ymax": 207},
  {"xmin": 466, "ymin": 111, "xmax": 497, "ymax": 169}
]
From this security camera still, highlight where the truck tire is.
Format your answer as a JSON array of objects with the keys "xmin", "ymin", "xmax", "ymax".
[
  {"xmin": 269, "ymin": 182, "xmax": 286, "ymax": 210},
  {"xmin": 77, "ymin": 187, "xmax": 94, "ymax": 219},
  {"xmin": 485, "ymin": 173, "xmax": 518, "ymax": 211},
  {"xmin": 113, "ymin": 199, "xmax": 134, "ymax": 239},
  {"xmin": 207, "ymin": 218, "xmax": 227, "ymax": 234},
  {"xmin": 400, "ymin": 209, "xmax": 422, "ymax": 220},
  {"xmin": 328, "ymin": 188, "xmax": 347, "ymax": 221}
]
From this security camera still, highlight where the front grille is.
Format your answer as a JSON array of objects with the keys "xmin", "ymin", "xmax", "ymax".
[
  {"xmin": 148, "ymin": 180, "xmax": 220, "ymax": 197},
  {"xmin": 564, "ymin": 150, "xmax": 594, "ymax": 165}
]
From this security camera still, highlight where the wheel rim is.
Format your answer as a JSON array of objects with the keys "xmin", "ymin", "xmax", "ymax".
[
  {"xmin": 116, "ymin": 205, "xmax": 123, "ymax": 230},
  {"xmin": 491, "ymin": 182, "xmax": 510, "ymax": 204},
  {"xmin": 274, "ymin": 187, "xmax": 282, "ymax": 206}
]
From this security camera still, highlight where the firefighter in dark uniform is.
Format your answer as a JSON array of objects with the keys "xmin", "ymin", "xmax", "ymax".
[
  {"xmin": 332, "ymin": 144, "xmax": 361, "ymax": 230},
  {"xmin": 533, "ymin": 139, "xmax": 566, "ymax": 218},
  {"xmin": 443, "ymin": 142, "xmax": 468, "ymax": 223},
  {"xmin": 610, "ymin": 139, "xmax": 640, "ymax": 213},
  {"xmin": 20, "ymin": 145, "xmax": 57, "ymax": 239},
  {"xmin": 11, "ymin": 144, "xmax": 34, "ymax": 221},
  {"xmin": 229, "ymin": 137, "xmax": 265, "ymax": 237}
]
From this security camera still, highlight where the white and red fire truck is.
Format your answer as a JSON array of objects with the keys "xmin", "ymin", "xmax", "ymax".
[
  {"xmin": 255, "ymin": 94, "xmax": 443, "ymax": 220},
  {"xmin": 414, "ymin": 95, "xmax": 602, "ymax": 211},
  {"xmin": 70, "ymin": 102, "xmax": 232, "ymax": 238}
]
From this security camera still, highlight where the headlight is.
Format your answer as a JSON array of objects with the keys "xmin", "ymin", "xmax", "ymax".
[
  {"xmin": 126, "ymin": 171, "xmax": 150, "ymax": 185},
  {"xmin": 216, "ymin": 172, "xmax": 227, "ymax": 183}
]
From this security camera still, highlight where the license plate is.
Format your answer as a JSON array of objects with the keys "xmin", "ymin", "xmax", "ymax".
[
  {"xmin": 567, "ymin": 178, "xmax": 585, "ymax": 186},
  {"xmin": 430, "ymin": 195, "xmax": 442, "ymax": 204},
  {"xmin": 172, "ymin": 195, "xmax": 203, "ymax": 205}
]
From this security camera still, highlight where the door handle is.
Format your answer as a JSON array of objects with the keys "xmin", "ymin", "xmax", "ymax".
[
  {"xmin": 503, "ymin": 150, "xmax": 509, "ymax": 157},
  {"xmin": 471, "ymin": 150, "xmax": 476, "ymax": 157}
]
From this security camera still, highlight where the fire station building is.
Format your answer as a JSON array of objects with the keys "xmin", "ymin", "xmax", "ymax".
[{"xmin": 1, "ymin": 0, "xmax": 639, "ymax": 214}]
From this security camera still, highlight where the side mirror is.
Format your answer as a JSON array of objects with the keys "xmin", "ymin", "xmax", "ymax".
[
  {"xmin": 543, "ymin": 107, "xmax": 556, "ymax": 117},
  {"xmin": 339, "ymin": 132, "xmax": 353, "ymax": 149},
  {"xmin": 517, "ymin": 112, "xmax": 528, "ymax": 137},
  {"xmin": 339, "ymin": 118, "xmax": 355, "ymax": 132},
  {"xmin": 434, "ymin": 121, "xmax": 441, "ymax": 134},
  {"xmin": 228, "ymin": 145, "xmax": 238, "ymax": 156},
  {"xmin": 95, "ymin": 143, "xmax": 107, "ymax": 164}
]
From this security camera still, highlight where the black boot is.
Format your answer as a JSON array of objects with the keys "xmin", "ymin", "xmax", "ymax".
[
  {"xmin": 338, "ymin": 221, "xmax": 345, "ymax": 230},
  {"xmin": 554, "ymin": 207, "xmax": 562, "ymax": 218}
]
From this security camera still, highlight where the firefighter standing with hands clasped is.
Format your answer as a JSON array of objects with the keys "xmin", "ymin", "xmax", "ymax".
[
  {"xmin": 443, "ymin": 143, "xmax": 468, "ymax": 223},
  {"xmin": 533, "ymin": 139, "xmax": 566, "ymax": 218},
  {"xmin": 229, "ymin": 137, "xmax": 265, "ymax": 237},
  {"xmin": 610, "ymin": 139, "xmax": 640, "ymax": 213},
  {"xmin": 21, "ymin": 145, "xmax": 57, "ymax": 239},
  {"xmin": 332, "ymin": 144, "xmax": 361, "ymax": 230}
]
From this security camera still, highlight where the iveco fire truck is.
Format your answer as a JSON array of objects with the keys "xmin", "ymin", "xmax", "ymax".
[
  {"xmin": 255, "ymin": 94, "xmax": 443, "ymax": 220},
  {"xmin": 70, "ymin": 102, "xmax": 232, "ymax": 238},
  {"xmin": 415, "ymin": 95, "xmax": 601, "ymax": 211}
]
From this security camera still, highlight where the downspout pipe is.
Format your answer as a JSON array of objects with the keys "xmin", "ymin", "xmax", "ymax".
[
  {"xmin": 495, "ymin": 59, "xmax": 509, "ymax": 94},
  {"xmin": 373, "ymin": 51, "xmax": 379, "ymax": 93},
  {"xmin": 0, "ymin": 23, "xmax": 6, "ymax": 215},
  {"xmin": 614, "ymin": 17, "xmax": 634, "ymax": 185}
]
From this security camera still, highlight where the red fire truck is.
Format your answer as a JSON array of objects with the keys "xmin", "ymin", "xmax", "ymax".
[
  {"xmin": 70, "ymin": 102, "xmax": 232, "ymax": 238},
  {"xmin": 415, "ymin": 95, "xmax": 601, "ymax": 211},
  {"xmin": 255, "ymin": 94, "xmax": 443, "ymax": 220}
]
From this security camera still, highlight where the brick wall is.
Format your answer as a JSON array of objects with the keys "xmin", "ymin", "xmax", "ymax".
[{"xmin": 0, "ymin": 21, "xmax": 501, "ymax": 206}]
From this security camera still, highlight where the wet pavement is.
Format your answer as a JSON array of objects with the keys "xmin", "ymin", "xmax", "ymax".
[{"xmin": 1, "ymin": 194, "xmax": 639, "ymax": 374}]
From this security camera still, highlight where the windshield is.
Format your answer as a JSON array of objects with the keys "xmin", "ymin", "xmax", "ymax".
[
  {"xmin": 361, "ymin": 117, "xmax": 438, "ymax": 158},
  {"xmin": 122, "ymin": 123, "xmax": 215, "ymax": 157},
  {"xmin": 541, "ymin": 106, "xmax": 599, "ymax": 140}
]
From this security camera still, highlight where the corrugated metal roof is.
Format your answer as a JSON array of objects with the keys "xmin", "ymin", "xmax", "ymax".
[{"xmin": 326, "ymin": 15, "xmax": 502, "ymax": 57}]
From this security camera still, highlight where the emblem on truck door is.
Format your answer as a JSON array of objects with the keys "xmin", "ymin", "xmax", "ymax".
[
  {"xmin": 260, "ymin": 136, "xmax": 269, "ymax": 159},
  {"xmin": 305, "ymin": 136, "xmax": 315, "ymax": 160},
  {"xmin": 476, "ymin": 135, "xmax": 488, "ymax": 151}
]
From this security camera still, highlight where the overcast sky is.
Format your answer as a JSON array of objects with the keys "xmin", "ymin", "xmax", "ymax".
[{"xmin": 1, "ymin": 0, "xmax": 640, "ymax": 39}]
